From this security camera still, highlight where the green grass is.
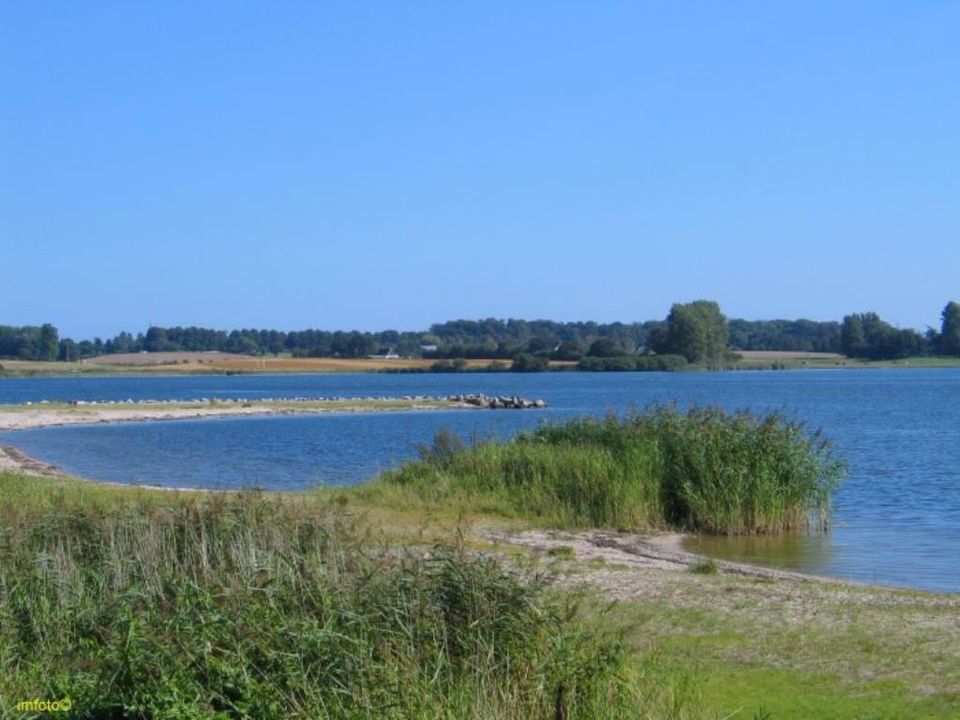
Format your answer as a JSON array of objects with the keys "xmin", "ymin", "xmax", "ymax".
[
  {"xmin": 586, "ymin": 586, "xmax": 960, "ymax": 720},
  {"xmin": 726, "ymin": 355, "xmax": 960, "ymax": 371},
  {"xmin": 4, "ymin": 407, "xmax": 956, "ymax": 718},
  {"xmin": 377, "ymin": 407, "xmax": 844, "ymax": 535},
  {"xmin": 0, "ymin": 472, "xmax": 681, "ymax": 719},
  {"xmin": 688, "ymin": 559, "xmax": 718, "ymax": 575},
  {"xmin": 1, "ymin": 463, "xmax": 957, "ymax": 718}
]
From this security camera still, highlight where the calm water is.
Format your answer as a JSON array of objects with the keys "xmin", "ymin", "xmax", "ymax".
[{"xmin": 2, "ymin": 370, "xmax": 959, "ymax": 593}]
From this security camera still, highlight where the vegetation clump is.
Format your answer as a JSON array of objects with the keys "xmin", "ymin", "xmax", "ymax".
[
  {"xmin": 382, "ymin": 407, "xmax": 844, "ymax": 535},
  {"xmin": 689, "ymin": 558, "xmax": 719, "ymax": 575},
  {"xmin": 577, "ymin": 354, "xmax": 688, "ymax": 372},
  {"xmin": 0, "ymin": 476, "xmax": 631, "ymax": 719}
]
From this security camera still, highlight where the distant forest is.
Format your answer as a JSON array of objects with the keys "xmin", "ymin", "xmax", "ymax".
[{"xmin": 3, "ymin": 300, "xmax": 960, "ymax": 364}]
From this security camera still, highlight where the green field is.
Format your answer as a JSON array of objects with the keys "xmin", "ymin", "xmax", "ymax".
[{"xmin": 727, "ymin": 351, "xmax": 960, "ymax": 371}]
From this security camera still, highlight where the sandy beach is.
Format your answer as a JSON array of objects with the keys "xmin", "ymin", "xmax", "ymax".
[{"xmin": 0, "ymin": 397, "xmax": 475, "ymax": 433}]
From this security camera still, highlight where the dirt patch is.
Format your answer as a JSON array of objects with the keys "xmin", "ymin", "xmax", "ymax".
[
  {"xmin": 483, "ymin": 528, "xmax": 828, "ymax": 583},
  {"xmin": 481, "ymin": 527, "xmax": 959, "ymax": 614},
  {"xmin": 477, "ymin": 528, "xmax": 960, "ymax": 696}
]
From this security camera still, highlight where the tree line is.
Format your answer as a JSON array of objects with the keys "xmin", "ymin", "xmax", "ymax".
[{"xmin": 2, "ymin": 301, "xmax": 959, "ymax": 363}]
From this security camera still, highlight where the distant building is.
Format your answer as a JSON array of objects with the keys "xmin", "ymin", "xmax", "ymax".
[
  {"xmin": 420, "ymin": 344, "xmax": 438, "ymax": 355},
  {"xmin": 369, "ymin": 347, "xmax": 401, "ymax": 359}
]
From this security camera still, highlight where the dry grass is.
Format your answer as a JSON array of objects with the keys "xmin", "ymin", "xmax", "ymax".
[
  {"xmin": 217, "ymin": 357, "xmax": 449, "ymax": 371},
  {"xmin": 734, "ymin": 351, "xmax": 845, "ymax": 361}
]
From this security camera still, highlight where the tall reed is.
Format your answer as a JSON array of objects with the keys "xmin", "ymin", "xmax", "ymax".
[
  {"xmin": 383, "ymin": 406, "xmax": 844, "ymax": 534},
  {"xmin": 0, "ymin": 476, "xmax": 638, "ymax": 719}
]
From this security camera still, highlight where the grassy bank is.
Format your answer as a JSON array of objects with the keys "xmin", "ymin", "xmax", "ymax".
[
  {"xmin": 1, "ymin": 480, "xmax": 958, "ymax": 717},
  {"xmin": 2, "ymin": 475, "xmax": 957, "ymax": 719},
  {"xmin": 4, "ymin": 409, "xmax": 959, "ymax": 718},
  {"xmin": 0, "ymin": 473, "xmax": 646, "ymax": 719},
  {"xmin": 372, "ymin": 408, "xmax": 843, "ymax": 535}
]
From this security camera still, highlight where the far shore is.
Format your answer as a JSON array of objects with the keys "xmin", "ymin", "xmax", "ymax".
[{"xmin": 4, "ymin": 350, "xmax": 960, "ymax": 378}]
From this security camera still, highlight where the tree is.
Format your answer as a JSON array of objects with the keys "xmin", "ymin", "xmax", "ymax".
[
  {"xmin": 587, "ymin": 338, "xmax": 626, "ymax": 358},
  {"xmin": 552, "ymin": 340, "xmax": 585, "ymax": 361},
  {"xmin": 144, "ymin": 326, "xmax": 170, "ymax": 353},
  {"xmin": 662, "ymin": 300, "xmax": 727, "ymax": 363},
  {"xmin": 840, "ymin": 312, "xmax": 926, "ymax": 360},
  {"xmin": 841, "ymin": 315, "xmax": 865, "ymax": 357},
  {"xmin": 58, "ymin": 338, "xmax": 76, "ymax": 362},
  {"xmin": 940, "ymin": 301, "xmax": 960, "ymax": 356},
  {"xmin": 524, "ymin": 337, "xmax": 552, "ymax": 357},
  {"xmin": 511, "ymin": 353, "xmax": 549, "ymax": 372},
  {"xmin": 38, "ymin": 324, "xmax": 59, "ymax": 361}
]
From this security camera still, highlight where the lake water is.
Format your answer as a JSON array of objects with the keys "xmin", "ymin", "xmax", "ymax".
[{"xmin": 2, "ymin": 370, "xmax": 958, "ymax": 593}]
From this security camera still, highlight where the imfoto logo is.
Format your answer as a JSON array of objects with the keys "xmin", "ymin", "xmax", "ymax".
[{"xmin": 16, "ymin": 698, "xmax": 73, "ymax": 713}]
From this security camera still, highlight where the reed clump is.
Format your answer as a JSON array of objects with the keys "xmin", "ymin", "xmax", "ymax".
[
  {"xmin": 0, "ymin": 475, "xmax": 635, "ymax": 719},
  {"xmin": 383, "ymin": 406, "xmax": 844, "ymax": 534}
]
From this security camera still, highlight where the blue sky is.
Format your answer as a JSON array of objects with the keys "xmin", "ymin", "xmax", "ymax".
[{"xmin": 2, "ymin": 2, "xmax": 958, "ymax": 339}]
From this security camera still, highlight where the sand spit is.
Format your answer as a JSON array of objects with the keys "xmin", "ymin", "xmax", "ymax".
[{"xmin": 0, "ymin": 394, "xmax": 547, "ymax": 432}]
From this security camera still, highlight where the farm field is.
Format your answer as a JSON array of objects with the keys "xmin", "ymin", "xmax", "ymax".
[
  {"xmin": 0, "ymin": 354, "xmax": 575, "ymax": 376},
  {"xmin": 3, "ymin": 351, "xmax": 960, "ymax": 378}
]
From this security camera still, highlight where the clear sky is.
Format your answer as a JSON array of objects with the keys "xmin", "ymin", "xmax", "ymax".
[{"xmin": 2, "ymin": 2, "xmax": 958, "ymax": 339}]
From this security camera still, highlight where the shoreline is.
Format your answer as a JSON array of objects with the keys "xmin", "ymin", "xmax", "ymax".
[
  {"xmin": 481, "ymin": 527, "xmax": 883, "ymax": 591},
  {"xmin": 0, "ymin": 442, "xmax": 932, "ymax": 595},
  {"xmin": 0, "ymin": 443, "xmax": 65, "ymax": 476},
  {"xmin": 0, "ymin": 398, "xmax": 485, "ymax": 432},
  {"xmin": 0, "ymin": 394, "xmax": 547, "ymax": 432}
]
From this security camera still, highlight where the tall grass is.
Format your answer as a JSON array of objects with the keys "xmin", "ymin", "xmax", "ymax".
[
  {"xmin": 0, "ymin": 474, "xmax": 643, "ymax": 719},
  {"xmin": 382, "ymin": 406, "xmax": 844, "ymax": 534}
]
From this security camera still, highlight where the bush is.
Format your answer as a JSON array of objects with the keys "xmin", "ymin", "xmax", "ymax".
[
  {"xmin": 430, "ymin": 357, "xmax": 468, "ymax": 372},
  {"xmin": 383, "ymin": 407, "xmax": 844, "ymax": 535},
  {"xmin": 578, "ymin": 355, "xmax": 689, "ymax": 372},
  {"xmin": 635, "ymin": 354, "xmax": 689, "ymax": 371},
  {"xmin": 586, "ymin": 338, "xmax": 627, "ymax": 358},
  {"xmin": 511, "ymin": 353, "xmax": 550, "ymax": 372},
  {"xmin": 577, "ymin": 356, "xmax": 637, "ymax": 372}
]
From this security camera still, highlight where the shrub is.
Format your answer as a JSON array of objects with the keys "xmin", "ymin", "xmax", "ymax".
[
  {"xmin": 635, "ymin": 354, "xmax": 689, "ymax": 371},
  {"xmin": 512, "ymin": 353, "xmax": 550, "ymax": 372},
  {"xmin": 429, "ymin": 357, "xmax": 468, "ymax": 372},
  {"xmin": 577, "ymin": 356, "xmax": 637, "ymax": 372},
  {"xmin": 383, "ymin": 407, "xmax": 844, "ymax": 535},
  {"xmin": 689, "ymin": 558, "xmax": 719, "ymax": 574}
]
